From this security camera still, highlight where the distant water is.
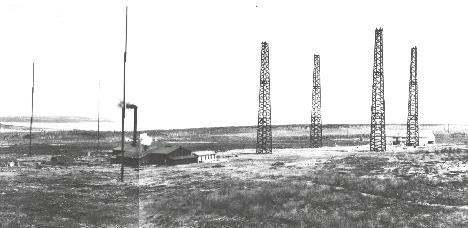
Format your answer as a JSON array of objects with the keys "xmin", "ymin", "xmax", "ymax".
[
  {"xmin": 1, "ymin": 122, "xmax": 465, "ymax": 134},
  {"xmin": 1, "ymin": 121, "xmax": 120, "ymax": 132}
]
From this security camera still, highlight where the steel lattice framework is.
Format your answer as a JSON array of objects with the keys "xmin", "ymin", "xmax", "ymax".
[
  {"xmin": 310, "ymin": 55, "xmax": 322, "ymax": 148},
  {"xmin": 406, "ymin": 47, "xmax": 419, "ymax": 146},
  {"xmin": 256, "ymin": 42, "xmax": 272, "ymax": 154},
  {"xmin": 370, "ymin": 28, "xmax": 386, "ymax": 152}
]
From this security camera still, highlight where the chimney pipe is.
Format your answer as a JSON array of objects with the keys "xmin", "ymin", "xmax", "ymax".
[
  {"xmin": 133, "ymin": 107, "xmax": 137, "ymax": 146},
  {"xmin": 120, "ymin": 102, "xmax": 138, "ymax": 147}
]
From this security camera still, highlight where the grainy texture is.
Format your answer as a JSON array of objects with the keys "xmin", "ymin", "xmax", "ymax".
[
  {"xmin": 0, "ymin": 125, "xmax": 467, "ymax": 227},
  {"xmin": 138, "ymin": 147, "xmax": 468, "ymax": 227}
]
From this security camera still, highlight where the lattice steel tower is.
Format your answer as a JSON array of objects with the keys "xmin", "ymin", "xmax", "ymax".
[
  {"xmin": 406, "ymin": 47, "xmax": 419, "ymax": 146},
  {"xmin": 256, "ymin": 42, "xmax": 272, "ymax": 154},
  {"xmin": 310, "ymin": 55, "xmax": 322, "ymax": 148},
  {"xmin": 370, "ymin": 28, "xmax": 386, "ymax": 152}
]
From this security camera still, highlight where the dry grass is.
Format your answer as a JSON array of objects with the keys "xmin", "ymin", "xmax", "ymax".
[
  {"xmin": 0, "ymin": 147, "xmax": 140, "ymax": 227},
  {"xmin": 1, "ymin": 126, "xmax": 468, "ymax": 227},
  {"xmin": 138, "ymin": 147, "xmax": 468, "ymax": 227}
]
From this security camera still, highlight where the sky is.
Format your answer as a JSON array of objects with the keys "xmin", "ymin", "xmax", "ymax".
[{"xmin": 0, "ymin": 0, "xmax": 468, "ymax": 130}]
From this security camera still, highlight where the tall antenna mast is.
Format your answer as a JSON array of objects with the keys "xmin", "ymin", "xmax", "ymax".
[
  {"xmin": 370, "ymin": 28, "xmax": 386, "ymax": 152},
  {"xmin": 29, "ymin": 62, "xmax": 35, "ymax": 156},
  {"xmin": 406, "ymin": 47, "xmax": 419, "ymax": 147},
  {"xmin": 256, "ymin": 42, "xmax": 272, "ymax": 154},
  {"xmin": 310, "ymin": 54, "xmax": 322, "ymax": 148},
  {"xmin": 120, "ymin": 6, "xmax": 128, "ymax": 182}
]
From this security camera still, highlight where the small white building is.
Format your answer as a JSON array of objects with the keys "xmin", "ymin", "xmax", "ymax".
[
  {"xmin": 192, "ymin": 151, "xmax": 217, "ymax": 163},
  {"xmin": 386, "ymin": 130, "xmax": 435, "ymax": 146}
]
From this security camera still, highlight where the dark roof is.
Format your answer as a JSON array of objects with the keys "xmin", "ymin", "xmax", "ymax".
[{"xmin": 146, "ymin": 144, "xmax": 187, "ymax": 155}]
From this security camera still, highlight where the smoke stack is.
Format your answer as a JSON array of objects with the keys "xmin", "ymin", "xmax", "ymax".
[
  {"xmin": 118, "ymin": 101, "xmax": 138, "ymax": 146},
  {"xmin": 132, "ymin": 106, "xmax": 137, "ymax": 146}
]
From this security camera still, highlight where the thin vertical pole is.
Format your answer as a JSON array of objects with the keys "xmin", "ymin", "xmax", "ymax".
[
  {"xmin": 120, "ymin": 6, "xmax": 128, "ymax": 182},
  {"xmin": 97, "ymin": 81, "xmax": 100, "ymax": 153},
  {"xmin": 29, "ymin": 62, "xmax": 35, "ymax": 156}
]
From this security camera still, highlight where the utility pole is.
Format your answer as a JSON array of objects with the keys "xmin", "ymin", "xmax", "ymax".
[
  {"xmin": 29, "ymin": 62, "xmax": 35, "ymax": 156},
  {"xmin": 406, "ymin": 47, "xmax": 419, "ymax": 147},
  {"xmin": 310, "ymin": 54, "xmax": 322, "ymax": 148},
  {"xmin": 370, "ymin": 28, "xmax": 386, "ymax": 152},
  {"xmin": 256, "ymin": 42, "xmax": 272, "ymax": 154},
  {"xmin": 120, "ymin": 6, "xmax": 128, "ymax": 182},
  {"xmin": 97, "ymin": 81, "xmax": 100, "ymax": 153}
]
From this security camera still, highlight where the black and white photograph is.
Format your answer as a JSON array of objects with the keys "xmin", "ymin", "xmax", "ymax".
[{"xmin": 1, "ymin": 0, "xmax": 467, "ymax": 227}]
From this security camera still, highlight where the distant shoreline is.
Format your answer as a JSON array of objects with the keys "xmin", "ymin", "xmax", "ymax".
[
  {"xmin": 0, "ymin": 121, "xmax": 463, "ymax": 133},
  {"xmin": 0, "ymin": 116, "xmax": 111, "ymax": 123},
  {"xmin": 0, "ymin": 119, "xmax": 117, "ymax": 132}
]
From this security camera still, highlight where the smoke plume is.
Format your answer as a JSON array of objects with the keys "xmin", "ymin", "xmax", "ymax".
[{"xmin": 118, "ymin": 101, "xmax": 137, "ymax": 109}]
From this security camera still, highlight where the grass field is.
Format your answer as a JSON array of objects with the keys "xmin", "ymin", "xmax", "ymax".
[
  {"xmin": 0, "ymin": 124, "xmax": 467, "ymax": 227},
  {"xmin": 138, "ymin": 147, "xmax": 468, "ymax": 227}
]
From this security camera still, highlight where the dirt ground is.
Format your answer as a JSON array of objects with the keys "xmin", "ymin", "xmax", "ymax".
[
  {"xmin": 1, "ymin": 145, "xmax": 467, "ymax": 227},
  {"xmin": 0, "ymin": 126, "xmax": 467, "ymax": 227},
  {"xmin": 0, "ymin": 162, "xmax": 140, "ymax": 227},
  {"xmin": 138, "ymin": 145, "xmax": 467, "ymax": 227}
]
